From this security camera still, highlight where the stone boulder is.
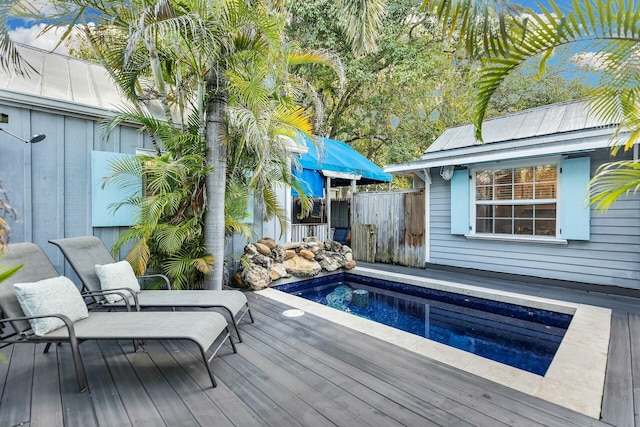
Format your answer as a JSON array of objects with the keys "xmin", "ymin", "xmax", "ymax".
[
  {"xmin": 257, "ymin": 237, "xmax": 276, "ymax": 249},
  {"xmin": 303, "ymin": 236, "xmax": 321, "ymax": 243},
  {"xmin": 324, "ymin": 239, "xmax": 343, "ymax": 252},
  {"xmin": 271, "ymin": 245, "xmax": 286, "ymax": 263},
  {"xmin": 284, "ymin": 249, "xmax": 296, "ymax": 260},
  {"xmin": 315, "ymin": 251, "xmax": 346, "ymax": 272},
  {"xmin": 344, "ymin": 252, "xmax": 353, "ymax": 262},
  {"xmin": 280, "ymin": 242, "xmax": 301, "ymax": 250},
  {"xmin": 270, "ymin": 262, "xmax": 289, "ymax": 281},
  {"xmin": 344, "ymin": 260, "xmax": 357, "ymax": 269},
  {"xmin": 252, "ymin": 253, "xmax": 274, "ymax": 271},
  {"xmin": 340, "ymin": 245, "xmax": 353, "ymax": 254},
  {"xmin": 244, "ymin": 243, "xmax": 258, "ymax": 255},
  {"xmin": 299, "ymin": 249, "xmax": 315, "ymax": 260},
  {"xmin": 254, "ymin": 242, "xmax": 272, "ymax": 256},
  {"xmin": 284, "ymin": 255, "xmax": 322, "ymax": 277},
  {"xmin": 241, "ymin": 264, "xmax": 271, "ymax": 290}
]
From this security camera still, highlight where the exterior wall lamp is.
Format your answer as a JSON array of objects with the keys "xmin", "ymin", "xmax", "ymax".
[{"xmin": 0, "ymin": 113, "xmax": 46, "ymax": 143}]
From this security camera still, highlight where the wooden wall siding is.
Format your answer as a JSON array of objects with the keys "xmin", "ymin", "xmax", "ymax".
[
  {"xmin": 0, "ymin": 103, "xmax": 152, "ymax": 278},
  {"xmin": 429, "ymin": 149, "xmax": 640, "ymax": 289},
  {"xmin": 353, "ymin": 191, "xmax": 425, "ymax": 267},
  {"xmin": 352, "ymin": 223, "xmax": 376, "ymax": 262}
]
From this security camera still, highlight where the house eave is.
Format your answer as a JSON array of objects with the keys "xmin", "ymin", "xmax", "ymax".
[{"xmin": 385, "ymin": 127, "xmax": 617, "ymax": 174}]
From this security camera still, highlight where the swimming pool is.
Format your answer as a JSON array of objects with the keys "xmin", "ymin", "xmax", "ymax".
[
  {"xmin": 260, "ymin": 267, "xmax": 611, "ymax": 418},
  {"xmin": 274, "ymin": 273, "xmax": 572, "ymax": 375}
]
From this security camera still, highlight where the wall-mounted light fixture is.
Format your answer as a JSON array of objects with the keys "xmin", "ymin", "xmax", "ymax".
[{"xmin": 0, "ymin": 113, "xmax": 46, "ymax": 143}]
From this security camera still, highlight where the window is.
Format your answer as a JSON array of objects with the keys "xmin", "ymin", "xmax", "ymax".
[{"xmin": 473, "ymin": 164, "xmax": 558, "ymax": 237}]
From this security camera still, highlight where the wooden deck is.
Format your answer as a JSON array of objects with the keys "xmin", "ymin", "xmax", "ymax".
[{"xmin": 1, "ymin": 264, "xmax": 637, "ymax": 426}]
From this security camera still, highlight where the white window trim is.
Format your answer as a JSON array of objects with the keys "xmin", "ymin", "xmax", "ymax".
[{"xmin": 467, "ymin": 157, "xmax": 565, "ymax": 243}]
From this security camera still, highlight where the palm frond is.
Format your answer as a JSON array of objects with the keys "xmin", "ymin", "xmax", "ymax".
[{"xmin": 589, "ymin": 161, "xmax": 640, "ymax": 211}]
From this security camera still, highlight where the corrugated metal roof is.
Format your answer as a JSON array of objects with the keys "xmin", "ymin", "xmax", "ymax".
[
  {"xmin": 426, "ymin": 100, "xmax": 614, "ymax": 155},
  {"xmin": 0, "ymin": 44, "xmax": 166, "ymax": 119}
]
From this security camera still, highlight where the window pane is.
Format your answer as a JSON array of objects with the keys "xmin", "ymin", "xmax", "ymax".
[
  {"xmin": 535, "ymin": 220, "xmax": 556, "ymax": 236},
  {"xmin": 476, "ymin": 218, "xmax": 493, "ymax": 233},
  {"xmin": 535, "ymin": 183, "xmax": 556, "ymax": 199},
  {"xmin": 535, "ymin": 204, "xmax": 556, "ymax": 219},
  {"xmin": 495, "ymin": 185, "xmax": 513, "ymax": 200},
  {"xmin": 476, "ymin": 171, "xmax": 493, "ymax": 185},
  {"xmin": 514, "ymin": 220, "xmax": 533, "ymax": 235},
  {"xmin": 535, "ymin": 165, "xmax": 557, "ymax": 182},
  {"xmin": 514, "ymin": 184, "xmax": 533, "ymax": 199},
  {"xmin": 514, "ymin": 167, "xmax": 533, "ymax": 183},
  {"xmin": 495, "ymin": 205, "xmax": 512, "ymax": 218},
  {"xmin": 495, "ymin": 170, "xmax": 513, "ymax": 185},
  {"xmin": 476, "ymin": 205, "xmax": 493, "ymax": 217},
  {"xmin": 514, "ymin": 205, "xmax": 533, "ymax": 219},
  {"xmin": 494, "ymin": 219, "xmax": 512, "ymax": 234},
  {"xmin": 476, "ymin": 186, "xmax": 493, "ymax": 200}
]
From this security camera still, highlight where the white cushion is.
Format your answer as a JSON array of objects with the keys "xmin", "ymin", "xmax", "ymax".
[
  {"xmin": 13, "ymin": 276, "xmax": 89, "ymax": 336},
  {"xmin": 95, "ymin": 261, "xmax": 141, "ymax": 303}
]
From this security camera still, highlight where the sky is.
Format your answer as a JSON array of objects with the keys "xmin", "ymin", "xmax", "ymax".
[{"xmin": 5, "ymin": 0, "xmax": 596, "ymax": 79}]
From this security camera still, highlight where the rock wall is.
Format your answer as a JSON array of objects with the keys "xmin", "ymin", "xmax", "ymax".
[{"xmin": 231, "ymin": 236, "xmax": 356, "ymax": 291}]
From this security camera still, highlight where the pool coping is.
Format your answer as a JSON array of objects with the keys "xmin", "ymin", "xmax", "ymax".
[{"xmin": 258, "ymin": 266, "xmax": 611, "ymax": 419}]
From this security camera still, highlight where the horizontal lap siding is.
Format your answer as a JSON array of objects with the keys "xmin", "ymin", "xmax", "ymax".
[{"xmin": 430, "ymin": 150, "xmax": 640, "ymax": 289}]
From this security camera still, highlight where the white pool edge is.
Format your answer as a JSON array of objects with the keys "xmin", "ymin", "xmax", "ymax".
[{"xmin": 258, "ymin": 266, "xmax": 611, "ymax": 419}]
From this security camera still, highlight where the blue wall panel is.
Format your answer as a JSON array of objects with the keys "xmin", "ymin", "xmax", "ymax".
[
  {"xmin": 560, "ymin": 157, "xmax": 591, "ymax": 240},
  {"xmin": 91, "ymin": 151, "xmax": 140, "ymax": 227},
  {"xmin": 450, "ymin": 169, "xmax": 470, "ymax": 234}
]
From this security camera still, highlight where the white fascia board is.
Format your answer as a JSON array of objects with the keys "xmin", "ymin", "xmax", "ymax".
[
  {"xmin": 0, "ymin": 89, "xmax": 120, "ymax": 120},
  {"xmin": 322, "ymin": 170, "xmax": 361, "ymax": 180},
  {"xmin": 385, "ymin": 129, "xmax": 615, "ymax": 173}
]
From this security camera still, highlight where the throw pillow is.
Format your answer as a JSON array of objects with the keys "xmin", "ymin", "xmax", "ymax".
[
  {"xmin": 94, "ymin": 260, "xmax": 141, "ymax": 303},
  {"xmin": 14, "ymin": 276, "xmax": 90, "ymax": 336}
]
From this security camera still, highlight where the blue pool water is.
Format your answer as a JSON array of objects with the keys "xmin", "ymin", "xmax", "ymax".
[{"xmin": 274, "ymin": 273, "xmax": 573, "ymax": 376}]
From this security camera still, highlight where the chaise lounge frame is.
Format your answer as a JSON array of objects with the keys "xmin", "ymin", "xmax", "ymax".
[{"xmin": 0, "ymin": 242, "xmax": 236, "ymax": 392}]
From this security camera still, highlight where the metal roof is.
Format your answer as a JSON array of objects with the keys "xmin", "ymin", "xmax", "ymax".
[
  {"xmin": 385, "ymin": 100, "xmax": 619, "ymax": 174},
  {"xmin": 0, "ymin": 44, "xmax": 166, "ymax": 120},
  {"xmin": 427, "ymin": 100, "xmax": 612, "ymax": 153}
]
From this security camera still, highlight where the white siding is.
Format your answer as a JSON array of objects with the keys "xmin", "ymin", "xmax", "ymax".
[{"xmin": 429, "ymin": 149, "xmax": 640, "ymax": 289}]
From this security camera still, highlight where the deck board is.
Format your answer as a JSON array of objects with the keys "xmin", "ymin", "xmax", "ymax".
[{"xmin": 0, "ymin": 264, "xmax": 630, "ymax": 426}]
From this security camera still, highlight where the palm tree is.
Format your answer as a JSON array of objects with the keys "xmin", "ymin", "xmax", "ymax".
[
  {"xmin": 2, "ymin": 0, "xmax": 380, "ymax": 290},
  {"xmin": 424, "ymin": 0, "xmax": 640, "ymax": 209}
]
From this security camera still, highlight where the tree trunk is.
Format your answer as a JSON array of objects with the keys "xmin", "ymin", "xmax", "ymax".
[{"xmin": 203, "ymin": 67, "xmax": 228, "ymax": 290}]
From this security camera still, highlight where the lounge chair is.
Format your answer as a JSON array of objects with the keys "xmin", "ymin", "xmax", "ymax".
[
  {"xmin": 49, "ymin": 236, "xmax": 254, "ymax": 342},
  {"xmin": 0, "ymin": 242, "xmax": 236, "ymax": 392}
]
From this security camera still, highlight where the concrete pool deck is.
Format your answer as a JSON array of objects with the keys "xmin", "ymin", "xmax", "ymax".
[{"xmin": 259, "ymin": 266, "xmax": 611, "ymax": 419}]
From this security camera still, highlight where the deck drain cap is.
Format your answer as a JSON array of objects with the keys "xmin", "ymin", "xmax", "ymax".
[{"xmin": 282, "ymin": 309, "xmax": 305, "ymax": 317}]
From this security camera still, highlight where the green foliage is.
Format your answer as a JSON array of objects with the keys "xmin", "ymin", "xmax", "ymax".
[
  {"xmin": 425, "ymin": 0, "xmax": 640, "ymax": 208},
  {"xmin": 286, "ymin": 0, "xmax": 588, "ymax": 184}
]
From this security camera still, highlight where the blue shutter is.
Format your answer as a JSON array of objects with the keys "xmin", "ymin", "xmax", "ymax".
[
  {"xmin": 91, "ymin": 151, "xmax": 140, "ymax": 227},
  {"xmin": 560, "ymin": 157, "xmax": 591, "ymax": 240},
  {"xmin": 450, "ymin": 169, "xmax": 470, "ymax": 234}
]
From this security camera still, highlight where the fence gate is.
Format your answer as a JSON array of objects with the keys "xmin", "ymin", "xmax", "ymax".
[
  {"xmin": 352, "ymin": 190, "xmax": 425, "ymax": 267},
  {"xmin": 352, "ymin": 224, "xmax": 376, "ymax": 262}
]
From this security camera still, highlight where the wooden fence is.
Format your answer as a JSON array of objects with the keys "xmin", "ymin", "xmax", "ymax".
[{"xmin": 352, "ymin": 190, "xmax": 425, "ymax": 267}]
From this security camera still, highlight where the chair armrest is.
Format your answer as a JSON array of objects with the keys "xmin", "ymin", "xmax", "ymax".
[
  {"xmin": 137, "ymin": 274, "xmax": 171, "ymax": 290},
  {"xmin": 81, "ymin": 288, "xmax": 139, "ymax": 311},
  {"xmin": 0, "ymin": 313, "xmax": 78, "ymax": 342}
]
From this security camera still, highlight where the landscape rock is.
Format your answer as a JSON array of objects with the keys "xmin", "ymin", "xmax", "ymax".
[
  {"xmin": 310, "ymin": 245, "xmax": 322, "ymax": 254},
  {"xmin": 299, "ymin": 249, "xmax": 315, "ymax": 260},
  {"xmin": 324, "ymin": 239, "xmax": 343, "ymax": 252},
  {"xmin": 257, "ymin": 237, "xmax": 276, "ymax": 249},
  {"xmin": 344, "ymin": 252, "xmax": 353, "ymax": 262},
  {"xmin": 271, "ymin": 245, "xmax": 286, "ymax": 263},
  {"xmin": 317, "ymin": 252, "xmax": 346, "ymax": 272},
  {"xmin": 280, "ymin": 242, "xmax": 301, "ymax": 250},
  {"xmin": 270, "ymin": 262, "xmax": 289, "ymax": 281},
  {"xmin": 344, "ymin": 260, "xmax": 356, "ymax": 269},
  {"xmin": 284, "ymin": 255, "xmax": 322, "ymax": 277},
  {"xmin": 254, "ymin": 242, "xmax": 272, "ymax": 256},
  {"xmin": 284, "ymin": 249, "xmax": 296, "ymax": 260},
  {"xmin": 244, "ymin": 243, "xmax": 258, "ymax": 255},
  {"xmin": 252, "ymin": 253, "xmax": 274, "ymax": 271},
  {"xmin": 303, "ymin": 236, "xmax": 321, "ymax": 243},
  {"xmin": 242, "ymin": 264, "xmax": 271, "ymax": 290},
  {"xmin": 340, "ymin": 245, "xmax": 353, "ymax": 254}
]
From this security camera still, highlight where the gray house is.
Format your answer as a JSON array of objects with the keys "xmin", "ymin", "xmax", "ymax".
[{"xmin": 385, "ymin": 100, "xmax": 640, "ymax": 290}]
